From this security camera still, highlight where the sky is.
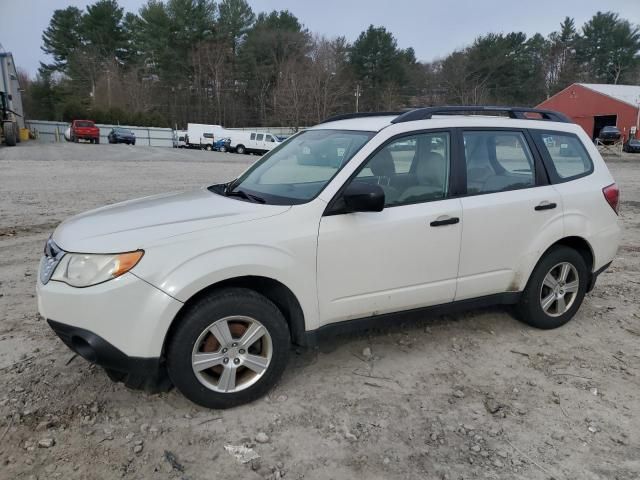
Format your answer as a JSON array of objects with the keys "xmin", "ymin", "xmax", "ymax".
[{"xmin": 2, "ymin": 0, "xmax": 640, "ymax": 77}]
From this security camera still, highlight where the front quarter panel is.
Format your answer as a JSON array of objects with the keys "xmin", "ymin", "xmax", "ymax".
[{"xmin": 133, "ymin": 202, "xmax": 325, "ymax": 331}]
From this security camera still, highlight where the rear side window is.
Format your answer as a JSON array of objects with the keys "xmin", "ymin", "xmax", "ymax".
[
  {"xmin": 256, "ymin": 134, "xmax": 264, "ymax": 141},
  {"xmin": 534, "ymin": 131, "xmax": 593, "ymax": 180},
  {"xmin": 250, "ymin": 133, "xmax": 256, "ymax": 140},
  {"xmin": 463, "ymin": 131, "xmax": 535, "ymax": 194}
]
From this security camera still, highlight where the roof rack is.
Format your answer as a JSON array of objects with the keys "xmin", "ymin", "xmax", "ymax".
[
  {"xmin": 319, "ymin": 111, "xmax": 403, "ymax": 124},
  {"xmin": 391, "ymin": 106, "xmax": 572, "ymax": 124}
]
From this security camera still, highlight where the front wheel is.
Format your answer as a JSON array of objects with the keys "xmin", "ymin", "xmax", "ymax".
[
  {"xmin": 236, "ymin": 145, "xmax": 245, "ymax": 155},
  {"xmin": 167, "ymin": 288, "xmax": 290, "ymax": 409},
  {"xmin": 516, "ymin": 246, "xmax": 588, "ymax": 329}
]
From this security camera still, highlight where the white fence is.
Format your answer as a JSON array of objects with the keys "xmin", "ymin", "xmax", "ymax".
[
  {"xmin": 25, "ymin": 120, "xmax": 174, "ymax": 147},
  {"xmin": 24, "ymin": 120, "xmax": 302, "ymax": 147}
]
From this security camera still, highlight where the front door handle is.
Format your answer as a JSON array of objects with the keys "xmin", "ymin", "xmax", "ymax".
[
  {"xmin": 535, "ymin": 201, "xmax": 557, "ymax": 211},
  {"xmin": 430, "ymin": 215, "xmax": 460, "ymax": 227}
]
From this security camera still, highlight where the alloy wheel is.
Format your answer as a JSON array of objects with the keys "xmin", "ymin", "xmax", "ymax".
[
  {"xmin": 539, "ymin": 262, "xmax": 579, "ymax": 317},
  {"xmin": 191, "ymin": 316, "xmax": 272, "ymax": 393}
]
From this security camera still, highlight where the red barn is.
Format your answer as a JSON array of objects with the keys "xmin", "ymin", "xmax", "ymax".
[{"xmin": 537, "ymin": 83, "xmax": 640, "ymax": 141}]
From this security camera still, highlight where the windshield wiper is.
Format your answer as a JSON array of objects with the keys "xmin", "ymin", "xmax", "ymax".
[{"xmin": 226, "ymin": 188, "xmax": 266, "ymax": 204}]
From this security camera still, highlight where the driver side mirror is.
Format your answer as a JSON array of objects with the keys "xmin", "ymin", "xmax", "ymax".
[{"xmin": 342, "ymin": 182, "xmax": 385, "ymax": 212}]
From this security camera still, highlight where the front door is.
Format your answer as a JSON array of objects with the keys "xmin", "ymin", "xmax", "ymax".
[{"xmin": 317, "ymin": 130, "xmax": 463, "ymax": 325}]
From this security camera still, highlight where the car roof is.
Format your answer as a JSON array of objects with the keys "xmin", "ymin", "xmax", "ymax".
[
  {"xmin": 310, "ymin": 116, "xmax": 397, "ymax": 132},
  {"xmin": 311, "ymin": 114, "xmax": 582, "ymax": 134}
]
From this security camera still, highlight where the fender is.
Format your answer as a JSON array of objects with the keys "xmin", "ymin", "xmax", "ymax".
[
  {"xmin": 510, "ymin": 213, "xmax": 568, "ymax": 292},
  {"xmin": 138, "ymin": 243, "xmax": 320, "ymax": 331}
]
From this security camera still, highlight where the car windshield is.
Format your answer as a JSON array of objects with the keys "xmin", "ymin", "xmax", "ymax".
[
  {"xmin": 76, "ymin": 121, "xmax": 94, "ymax": 127},
  {"xmin": 218, "ymin": 129, "xmax": 375, "ymax": 205}
]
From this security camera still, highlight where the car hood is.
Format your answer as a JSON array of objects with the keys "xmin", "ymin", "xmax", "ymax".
[{"xmin": 52, "ymin": 187, "xmax": 290, "ymax": 253}]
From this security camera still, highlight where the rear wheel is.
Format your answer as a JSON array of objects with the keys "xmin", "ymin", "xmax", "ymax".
[
  {"xmin": 516, "ymin": 246, "xmax": 588, "ymax": 329},
  {"xmin": 3, "ymin": 121, "xmax": 17, "ymax": 146},
  {"xmin": 205, "ymin": 144, "xmax": 213, "ymax": 151},
  {"xmin": 167, "ymin": 288, "xmax": 290, "ymax": 409}
]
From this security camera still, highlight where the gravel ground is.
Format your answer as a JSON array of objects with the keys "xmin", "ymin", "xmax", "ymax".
[{"xmin": 0, "ymin": 142, "xmax": 639, "ymax": 480}]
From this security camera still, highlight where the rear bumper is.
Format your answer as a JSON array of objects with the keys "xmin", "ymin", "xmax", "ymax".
[{"xmin": 47, "ymin": 319, "xmax": 171, "ymax": 392}]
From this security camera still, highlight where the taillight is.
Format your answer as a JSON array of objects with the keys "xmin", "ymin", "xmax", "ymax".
[{"xmin": 602, "ymin": 183, "xmax": 619, "ymax": 214}]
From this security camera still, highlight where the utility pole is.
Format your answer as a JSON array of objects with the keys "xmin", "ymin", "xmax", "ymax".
[{"xmin": 354, "ymin": 83, "xmax": 361, "ymax": 112}]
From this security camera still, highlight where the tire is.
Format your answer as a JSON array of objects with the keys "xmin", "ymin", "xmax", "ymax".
[
  {"xmin": 104, "ymin": 367, "xmax": 126, "ymax": 382},
  {"xmin": 236, "ymin": 145, "xmax": 246, "ymax": 155},
  {"xmin": 3, "ymin": 122, "xmax": 17, "ymax": 146},
  {"xmin": 516, "ymin": 246, "xmax": 588, "ymax": 329},
  {"xmin": 166, "ymin": 288, "xmax": 290, "ymax": 409},
  {"xmin": 220, "ymin": 146, "xmax": 227, "ymax": 152},
  {"xmin": 205, "ymin": 144, "xmax": 213, "ymax": 151}
]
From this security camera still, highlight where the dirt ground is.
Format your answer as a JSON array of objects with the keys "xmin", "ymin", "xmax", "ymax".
[{"xmin": 0, "ymin": 142, "xmax": 638, "ymax": 480}]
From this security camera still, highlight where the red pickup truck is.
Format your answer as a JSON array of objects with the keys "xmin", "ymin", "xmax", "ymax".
[{"xmin": 70, "ymin": 120, "xmax": 100, "ymax": 144}]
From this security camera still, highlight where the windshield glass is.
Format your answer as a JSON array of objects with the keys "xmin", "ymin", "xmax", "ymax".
[{"xmin": 225, "ymin": 129, "xmax": 374, "ymax": 205}]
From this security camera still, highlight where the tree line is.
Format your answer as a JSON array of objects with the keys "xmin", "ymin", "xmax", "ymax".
[{"xmin": 20, "ymin": 0, "xmax": 640, "ymax": 128}]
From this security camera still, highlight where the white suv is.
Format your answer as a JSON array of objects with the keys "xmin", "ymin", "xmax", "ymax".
[{"xmin": 37, "ymin": 107, "xmax": 621, "ymax": 408}]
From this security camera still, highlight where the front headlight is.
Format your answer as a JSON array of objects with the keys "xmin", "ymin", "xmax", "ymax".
[{"xmin": 51, "ymin": 251, "xmax": 144, "ymax": 287}]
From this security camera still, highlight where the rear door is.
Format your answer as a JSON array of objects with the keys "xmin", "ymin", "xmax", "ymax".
[
  {"xmin": 456, "ymin": 128, "xmax": 563, "ymax": 300},
  {"xmin": 264, "ymin": 134, "xmax": 277, "ymax": 151}
]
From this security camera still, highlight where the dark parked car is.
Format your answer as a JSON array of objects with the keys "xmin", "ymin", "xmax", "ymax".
[
  {"xmin": 108, "ymin": 128, "xmax": 136, "ymax": 145},
  {"xmin": 598, "ymin": 126, "xmax": 622, "ymax": 144},
  {"xmin": 623, "ymin": 138, "xmax": 640, "ymax": 153},
  {"xmin": 213, "ymin": 137, "xmax": 231, "ymax": 152}
]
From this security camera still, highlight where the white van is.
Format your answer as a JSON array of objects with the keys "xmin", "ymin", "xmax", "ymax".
[
  {"xmin": 173, "ymin": 130, "xmax": 187, "ymax": 148},
  {"xmin": 228, "ymin": 131, "xmax": 281, "ymax": 155},
  {"xmin": 186, "ymin": 123, "xmax": 225, "ymax": 150}
]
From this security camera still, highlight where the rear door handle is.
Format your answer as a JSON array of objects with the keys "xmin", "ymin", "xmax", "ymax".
[
  {"xmin": 535, "ymin": 201, "xmax": 557, "ymax": 211},
  {"xmin": 430, "ymin": 215, "xmax": 460, "ymax": 227}
]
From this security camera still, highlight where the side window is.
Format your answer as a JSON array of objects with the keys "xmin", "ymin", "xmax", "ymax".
[
  {"xmin": 266, "ymin": 135, "xmax": 274, "ymax": 142},
  {"xmin": 203, "ymin": 133, "xmax": 213, "ymax": 139},
  {"xmin": 534, "ymin": 131, "xmax": 593, "ymax": 180},
  {"xmin": 250, "ymin": 133, "xmax": 256, "ymax": 140},
  {"xmin": 256, "ymin": 134, "xmax": 264, "ymax": 141},
  {"xmin": 354, "ymin": 132, "xmax": 450, "ymax": 207},
  {"xmin": 464, "ymin": 131, "xmax": 535, "ymax": 194}
]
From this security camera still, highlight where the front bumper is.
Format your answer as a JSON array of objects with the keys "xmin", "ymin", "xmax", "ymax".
[
  {"xmin": 37, "ymin": 270, "xmax": 183, "ymax": 358},
  {"xmin": 47, "ymin": 319, "xmax": 171, "ymax": 392}
]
